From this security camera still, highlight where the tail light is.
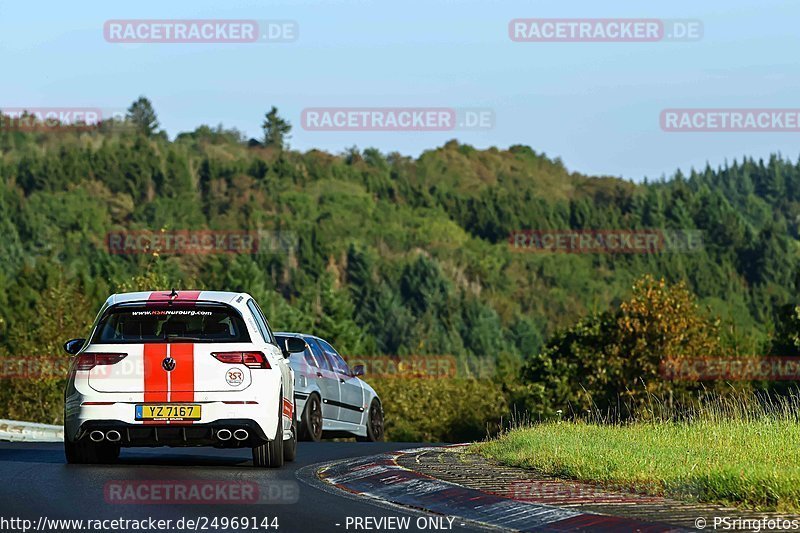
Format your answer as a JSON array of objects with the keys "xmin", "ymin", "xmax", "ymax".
[
  {"xmin": 212, "ymin": 351, "xmax": 270, "ymax": 369},
  {"xmin": 75, "ymin": 353, "xmax": 127, "ymax": 371}
]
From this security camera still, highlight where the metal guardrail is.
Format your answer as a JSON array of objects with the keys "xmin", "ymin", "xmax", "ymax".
[{"xmin": 0, "ymin": 419, "xmax": 62, "ymax": 442}]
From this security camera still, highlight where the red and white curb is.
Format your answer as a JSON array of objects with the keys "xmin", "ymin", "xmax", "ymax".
[{"xmin": 318, "ymin": 447, "xmax": 689, "ymax": 532}]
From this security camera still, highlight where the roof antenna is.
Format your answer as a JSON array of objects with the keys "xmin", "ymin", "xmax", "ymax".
[{"xmin": 169, "ymin": 288, "xmax": 178, "ymax": 304}]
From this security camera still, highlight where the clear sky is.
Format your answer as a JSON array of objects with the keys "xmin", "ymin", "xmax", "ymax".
[{"xmin": 1, "ymin": 0, "xmax": 798, "ymax": 181}]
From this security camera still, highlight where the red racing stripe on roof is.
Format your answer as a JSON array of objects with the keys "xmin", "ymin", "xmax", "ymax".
[{"xmin": 146, "ymin": 290, "xmax": 202, "ymax": 309}]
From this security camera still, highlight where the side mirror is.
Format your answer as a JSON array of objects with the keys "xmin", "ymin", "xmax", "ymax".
[
  {"xmin": 282, "ymin": 337, "xmax": 307, "ymax": 358},
  {"xmin": 64, "ymin": 338, "xmax": 86, "ymax": 355},
  {"xmin": 352, "ymin": 364, "xmax": 365, "ymax": 377}
]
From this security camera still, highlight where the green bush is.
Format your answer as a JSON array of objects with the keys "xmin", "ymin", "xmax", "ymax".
[{"xmin": 369, "ymin": 377, "xmax": 508, "ymax": 442}]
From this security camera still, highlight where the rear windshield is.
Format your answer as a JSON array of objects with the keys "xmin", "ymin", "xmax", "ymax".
[{"xmin": 91, "ymin": 303, "xmax": 250, "ymax": 343}]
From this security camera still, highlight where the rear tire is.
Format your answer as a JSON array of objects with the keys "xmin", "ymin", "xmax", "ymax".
[
  {"xmin": 356, "ymin": 399, "xmax": 384, "ymax": 442},
  {"xmin": 65, "ymin": 438, "xmax": 90, "ymax": 464},
  {"xmin": 298, "ymin": 394, "xmax": 323, "ymax": 442},
  {"xmin": 99, "ymin": 444, "xmax": 121, "ymax": 463},
  {"xmin": 65, "ymin": 436, "xmax": 120, "ymax": 464},
  {"xmin": 283, "ymin": 420, "xmax": 297, "ymax": 462},
  {"xmin": 253, "ymin": 392, "xmax": 285, "ymax": 468}
]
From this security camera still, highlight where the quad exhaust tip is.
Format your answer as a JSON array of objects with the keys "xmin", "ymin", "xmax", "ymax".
[
  {"xmin": 217, "ymin": 429, "xmax": 232, "ymax": 441},
  {"xmin": 89, "ymin": 430, "xmax": 105, "ymax": 442},
  {"xmin": 233, "ymin": 429, "xmax": 249, "ymax": 441},
  {"xmin": 106, "ymin": 430, "xmax": 121, "ymax": 442}
]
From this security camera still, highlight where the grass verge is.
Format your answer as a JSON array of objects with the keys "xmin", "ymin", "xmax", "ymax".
[{"xmin": 472, "ymin": 398, "xmax": 800, "ymax": 512}]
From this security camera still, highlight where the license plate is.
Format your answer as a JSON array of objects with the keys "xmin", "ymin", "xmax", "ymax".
[{"xmin": 135, "ymin": 404, "xmax": 201, "ymax": 421}]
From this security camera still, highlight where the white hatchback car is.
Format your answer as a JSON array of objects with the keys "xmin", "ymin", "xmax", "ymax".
[
  {"xmin": 275, "ymin": 332, "xmax": 384, "ymax": 442},
  {"xmin": 63, "ymin": 290, "xmax": 306, "ymax": 467}
]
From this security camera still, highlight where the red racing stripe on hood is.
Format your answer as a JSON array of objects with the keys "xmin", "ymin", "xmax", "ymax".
[
  {"xmin": 169, "ymin": 343, "xmax": 195, "ymax": 402},
  {"xmin": 168, "ymin": 343, "xmax": 196, "ymax": 426},
  {"xmin": 143, "ymin": 344, "xmax": 168, "ymax": 425}
]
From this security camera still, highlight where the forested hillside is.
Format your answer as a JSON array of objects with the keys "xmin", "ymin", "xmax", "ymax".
[{"xmin": 1, "ymin": 104, "xmax": 799, "ymax": 434}]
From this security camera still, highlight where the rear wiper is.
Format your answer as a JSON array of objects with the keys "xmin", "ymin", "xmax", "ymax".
[{"xmin": 164, "ymin": 335, "xmax": 202, "ymax": 341}]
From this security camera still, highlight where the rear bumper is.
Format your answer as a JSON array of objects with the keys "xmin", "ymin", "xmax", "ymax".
[
  {"xmin": 73, "ymin": 419, "xmax": 270, "ymax": 448},
  {"xmin": 65, "ymin": 396, "xmax": 280, "ymax": 444}
]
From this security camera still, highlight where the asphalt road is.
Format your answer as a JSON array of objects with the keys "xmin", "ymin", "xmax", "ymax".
[{"xmin": 0, "ymin": 441, "xmax": 477, "ymax": 533}]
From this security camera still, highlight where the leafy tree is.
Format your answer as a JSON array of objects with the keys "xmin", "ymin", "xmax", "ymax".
[
  {"xmin": 126, "ymin": 96, "xmax": 160, "ymax": 137},
  {"xmin": 522, "ymin": 276, "xmax": 725, "ymax": 418},
  {"xmin": 306, "ymin": 272, "xmax": 368, "ymax": 354},
  {"xmin": 771, "ymin": 305, "xmax": 800, "ymax": 357},
  {"xmin": 3, "ymin": 118, "xmax": 800, "ymax": 437},
  {"xmin": 261, "ymin": 106, "xmax": 291, "ymax": 149}
]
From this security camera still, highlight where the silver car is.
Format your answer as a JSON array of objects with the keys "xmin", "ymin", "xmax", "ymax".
[{"xmin": 274, "ymin": 332, "xmax": 384, "ymax": 442}]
